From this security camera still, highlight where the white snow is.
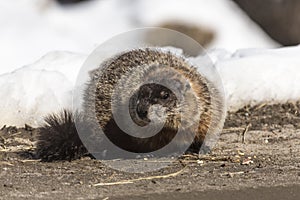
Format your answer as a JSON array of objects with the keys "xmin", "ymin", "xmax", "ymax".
[
  {"xmin": 0, "ymin": 0, "xmax": 278, "ymax": 75},
  {"xmin": 0, "ymin": 0, "xmax": 131, "ymax": 74},
  {"xmin": 0, "ymin": 51, "xmax": 86, "ymax": 127},
  {"xmin": 215, "ymin": 45, "xmax": 300, "ymax": 111}
]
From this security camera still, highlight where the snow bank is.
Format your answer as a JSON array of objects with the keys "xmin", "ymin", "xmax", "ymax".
[
  {"xmin": 0, "ymin": 52, "xmax": 86, "ymax": 127},
  {"xmin": 216, "ymin": 45, "xmax": 300, "ymax": 111},
  {"xmin": 1, "ymin": 46, "xmax": 300, "ymax": 127}
]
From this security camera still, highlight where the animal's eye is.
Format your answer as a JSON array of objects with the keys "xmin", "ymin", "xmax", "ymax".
[{"xmin": 161, "ymin": 91, "xmax": 169, "ymax": 99}]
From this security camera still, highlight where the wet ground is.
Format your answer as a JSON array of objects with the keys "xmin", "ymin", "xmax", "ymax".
[{"xmin": 0, "ymin": 102, "xmax": 299, "ymax": 199}]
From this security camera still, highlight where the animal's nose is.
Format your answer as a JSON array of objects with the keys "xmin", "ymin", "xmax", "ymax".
[
  {"xmin": 137, "ymin": 100, "xmax": 149, "ymax": 120},
  {"xmin": 139, "ymin": 110, "xmax": 148, "ymax": 119}
]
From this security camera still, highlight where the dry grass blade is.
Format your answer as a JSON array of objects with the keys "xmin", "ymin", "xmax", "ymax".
[
  {"xmin": 20, "ymin": 159, "xmax": 41, "ymax": 163},
  {"xmin": 0, "ymin": 161, "xmax": 14, "ymax": 166},
  {"xmin": 93, "ymin": 167, "xmax": 186, "ymax": 186}
]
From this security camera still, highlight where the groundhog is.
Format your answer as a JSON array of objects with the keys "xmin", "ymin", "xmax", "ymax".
[{"xmin": 36, "ymin": 47, "xmax": 225, "ymax": 161}]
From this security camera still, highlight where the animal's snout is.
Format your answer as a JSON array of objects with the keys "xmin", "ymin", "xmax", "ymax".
[{"xmin": 137, "ymin": 100, "xmax": 150, "ymax": 120}]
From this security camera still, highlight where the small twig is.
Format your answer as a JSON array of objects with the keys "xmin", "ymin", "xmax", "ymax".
[
  {"xmin": 93, "ymin": 167, "xmax": 186, "ymax": 187},
  {"xmin": 254, "ymin": 103, "xmax": 267, "ymax": 111},
  {"xmin": 9, "ymin": 132, "xmax": 22, "ymax": 137},
  {"xmin": 20, "ymin": 159, "xmax": 41, "ymax": 163},
  {"xmin": 0, "ymin": 161, "xmax": 14, "ymax": 166},
  {"xmin": 94, "ymin": 180, "xmax": 134, "ymax": 186},
  {"xmin": 241, "ymin": 124, "xmax": 251, "ymax": 144}
]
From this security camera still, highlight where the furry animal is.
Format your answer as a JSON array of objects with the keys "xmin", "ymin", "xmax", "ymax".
[{"xmin": 36, "ymin": 48, "xmax": 225, "ymax": 161}]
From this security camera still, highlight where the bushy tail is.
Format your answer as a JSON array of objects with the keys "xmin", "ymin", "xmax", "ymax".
[{"xmin": 36, "ymin": 110, "xmax": 88, "ymax": 161}]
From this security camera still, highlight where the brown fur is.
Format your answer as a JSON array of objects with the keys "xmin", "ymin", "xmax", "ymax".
[
  {"xmin": 37, "ymin": 48, "xmax": 225, "ymax": 160},
  {"xmin": 83, "ymin": 48, "xmax": 225, "ymax": 154}
]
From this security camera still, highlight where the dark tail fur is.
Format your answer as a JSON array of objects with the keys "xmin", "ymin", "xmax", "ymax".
[{"xmin": 36, "ymin": 110, "xmax": 89, "ymax": 161}]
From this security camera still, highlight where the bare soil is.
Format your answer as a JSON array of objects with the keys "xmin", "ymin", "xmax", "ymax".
[{"xmin": 0, "ymin": 102, "xmax": 300, "ymax": 199}]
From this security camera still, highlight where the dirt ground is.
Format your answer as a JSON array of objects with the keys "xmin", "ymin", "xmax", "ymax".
[{"xmin": 0, "ymin": 102, "xmax": 300, "ymax": 199}]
